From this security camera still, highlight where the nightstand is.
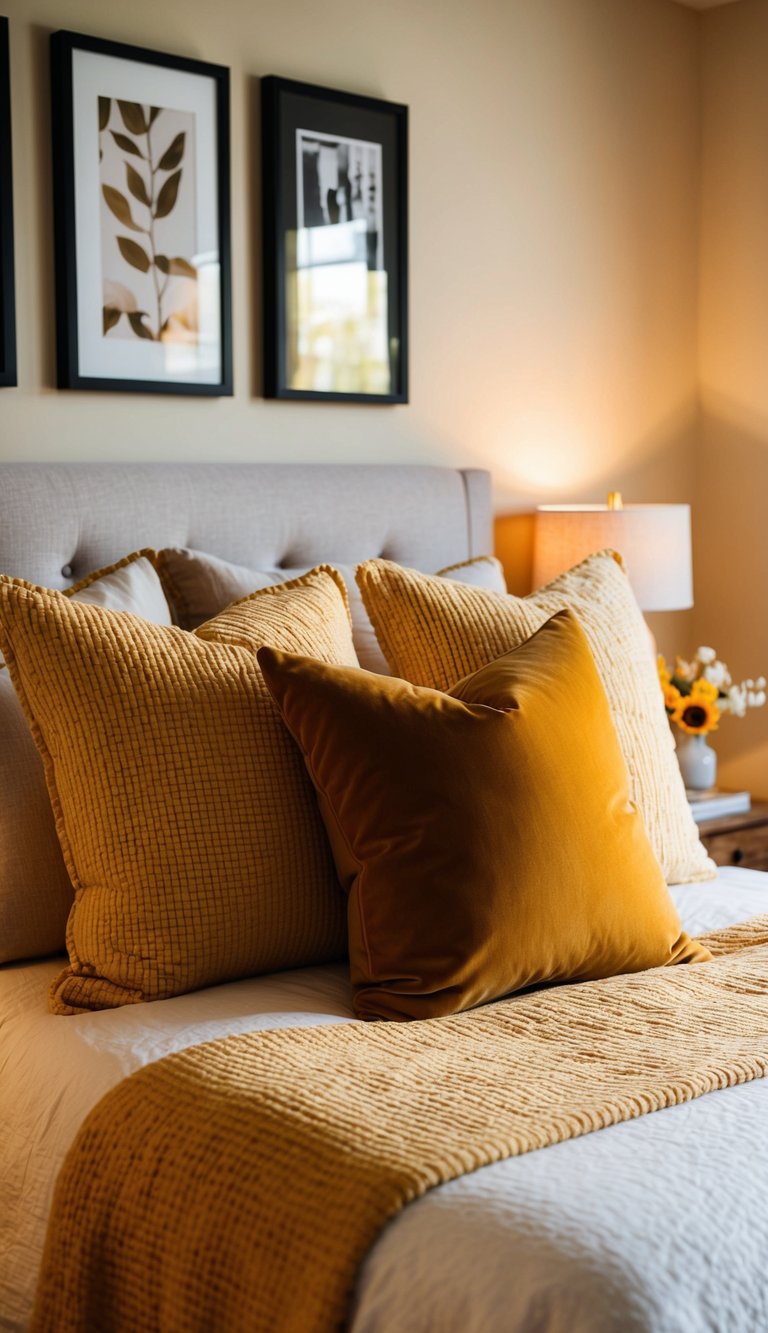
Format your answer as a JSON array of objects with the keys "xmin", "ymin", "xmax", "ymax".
[{"xmin": 697, "ymin": 801, "xmax": 768, "ymax": 871}]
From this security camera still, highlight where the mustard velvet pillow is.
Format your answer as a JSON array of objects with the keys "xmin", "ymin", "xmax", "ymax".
[
  {"xmin": 258, "ymin": 611, "xmax": 710, "ymax": 1023},
  {"xmin": 0, "ymin": 568, "xmax": 357, "ymax": 1012},
  {"xmin": 356, "ymin": 552, "xmax": 715, "ymax": 886}
]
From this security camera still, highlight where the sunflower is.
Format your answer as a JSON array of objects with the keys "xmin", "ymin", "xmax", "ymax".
[
  {"xmin": 663, "ymin": 682, "xmax": 682, "ymax": 713},
  {"xmin": 672, "ymin": 693, "xmax": 720, "ymax": 736},
  {"xmin": 689, "ymin": 678, "xmax": 719, "ymax": 704}
]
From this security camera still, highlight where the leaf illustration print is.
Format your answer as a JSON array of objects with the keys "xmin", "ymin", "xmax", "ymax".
[
  {"xmin": 98, "ymin": 97, "xmax": 110, "ymax": 161},
  {"xmin": 99, "ymin": 99, "xmax": 198, "ymax": 343}
]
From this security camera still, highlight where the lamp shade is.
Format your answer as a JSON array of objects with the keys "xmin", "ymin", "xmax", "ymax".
[{"xmin": 533, "ymin": 503, "xmax": 693, "ymax": 611}]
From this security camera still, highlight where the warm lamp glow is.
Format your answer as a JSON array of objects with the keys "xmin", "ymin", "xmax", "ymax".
[{"xmin": 533, "ymin": 500, "xmax": 693, "ymax": 611}]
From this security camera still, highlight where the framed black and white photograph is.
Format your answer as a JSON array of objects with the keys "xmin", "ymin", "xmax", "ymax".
[
  {"xmin": 0, "ymin": 16, "xmax": 17, "ymax": 388},
  {"xmin": 50, "ymin": 30, "xmax": 232, "ymax": 395},
  {"xmin": 262, "ymin": 76, "xmax": 407, "ymax": 403}
]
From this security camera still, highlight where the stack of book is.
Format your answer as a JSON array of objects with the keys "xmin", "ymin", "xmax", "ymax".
[{"xmin": 686, "ymin": 789, "xmax": 751, "ymax": 823}]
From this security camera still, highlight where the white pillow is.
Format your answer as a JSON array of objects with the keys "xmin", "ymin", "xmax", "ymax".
[{"xmin": 70, "ymin": 555, "xmax": 173, "ymax": 624}]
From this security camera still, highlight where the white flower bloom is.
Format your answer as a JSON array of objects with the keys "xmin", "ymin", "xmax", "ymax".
[
  {"xmin": 703, "ymin": 661, "xmax": 730, "ymax": 689},
  {"xmin": 725, "ymin": 685, "xmax": 747, "ymax": 717},
  {"xmin": 668, "ymin": 647, "xmax": 765, "ymax": 720}
]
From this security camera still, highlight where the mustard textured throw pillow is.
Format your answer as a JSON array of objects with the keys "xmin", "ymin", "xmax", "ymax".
[
  {"xmin": 0, "ymin": 568, "xmax": 357, "ymax": 1013},
  {"xmin": 0, "ymin": 549, "xmax": 173, "ymax": 965},
  {"xmin": 259, "ymin": 611, "xmax": 710, "ymax": 1023},
  {"xmin": 356, "ymin": 552, "xmax": 714, "ymax": 886}
]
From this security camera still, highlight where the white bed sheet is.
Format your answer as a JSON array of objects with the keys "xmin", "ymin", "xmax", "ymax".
[{"xmin": 2, "ymin": 867, "xmax": 767, "ymax": 1333}]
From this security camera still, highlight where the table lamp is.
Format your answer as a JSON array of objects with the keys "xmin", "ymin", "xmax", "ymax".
[{"xmin": 532, "ymin": 493, "xmax": 693, "ymax": 612}]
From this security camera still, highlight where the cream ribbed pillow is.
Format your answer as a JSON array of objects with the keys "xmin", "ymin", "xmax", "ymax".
[
  {"xmin": 0, "ymin": 568, "xmax": 356, "ymax": 1011},
  {"xmin": 356, "ymin": 551, "xmax": 715, "ymax": 885}
]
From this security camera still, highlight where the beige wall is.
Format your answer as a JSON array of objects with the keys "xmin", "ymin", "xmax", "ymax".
[
  {"xmin": 2, "ymin": 2, "xmax": 698, "ymax": 551},
  {"xmin": 1, "ymin": 0, "xmax": 709, "ymax": 666},
  {"xmin": 698, "ymin": 0, "xmax": 768, "ymax": 792}
]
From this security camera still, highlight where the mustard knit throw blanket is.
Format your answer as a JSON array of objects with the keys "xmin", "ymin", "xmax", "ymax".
[{"xmin": 33, "ymin": 917, "xmax": 768, "ymax": 1333}]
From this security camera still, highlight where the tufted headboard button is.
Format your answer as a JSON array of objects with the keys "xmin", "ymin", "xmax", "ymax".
[{"xmin": 61, "ymin": 564, "xmax": 73, "ymax": 579}]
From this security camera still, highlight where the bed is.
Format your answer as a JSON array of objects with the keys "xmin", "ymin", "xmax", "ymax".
[{"xmin": 1, "ymin": 461, "xmax": 767, "ymax": 1333}]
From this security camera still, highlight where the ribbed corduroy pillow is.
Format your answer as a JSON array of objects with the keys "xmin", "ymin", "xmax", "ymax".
[
  {"xmin": 356, "ymin": 551, "xmax": 714, "ymax": 886},
  {"xmin": 259, "ymin": 611, "xmax": 710, "ymax": 1023},
  {"xmin": 0, "ymin": 551, "xmax": 173, "ymax": 964},
  {"xmin": 0, "ymin": 568, "xmax": 356, "ymax": 1011}
]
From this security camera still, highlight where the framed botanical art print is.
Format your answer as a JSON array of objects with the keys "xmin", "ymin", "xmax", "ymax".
[
  {"xmin": 0, "ymin": 16, "xmax": 17, "ymax": 388},
  {"xmin": 262, "ymin": 76, "xmax": 408, "ymax": 403},
  {"xmin": 50, "ymin": 30, "xmax": 232, "ymax": 395}
]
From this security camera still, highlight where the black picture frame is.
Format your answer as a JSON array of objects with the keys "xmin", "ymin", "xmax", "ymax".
[
  {"xmin": 262, "ymin": 76, "xmax": 408, "ymax": 404},
  {"xmin": 50, "ymin": 30, "xmax": 232, "ymax": 396},
  {"xmin": 0, "ymin": 17, "xmax": 17, "ymax": 388}
]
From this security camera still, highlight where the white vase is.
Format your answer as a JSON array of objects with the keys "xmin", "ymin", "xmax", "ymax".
[{"xmin": 676, "ymin": 733, "xmax": 717, "ymax": 792}]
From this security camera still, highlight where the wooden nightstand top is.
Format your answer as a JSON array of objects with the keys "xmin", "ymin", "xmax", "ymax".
[
  {"xmin": 697, "ymin": 800, "xmax": 768, "ymax": 871},
  {"xmin": 696, "ymin": 800, "xmax": 768, "ymax": 837}
]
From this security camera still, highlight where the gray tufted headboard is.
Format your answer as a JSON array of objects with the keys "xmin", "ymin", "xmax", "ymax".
[{"xmin": 0, "ymin": 463, "xmax": 492, "ymax": 589}]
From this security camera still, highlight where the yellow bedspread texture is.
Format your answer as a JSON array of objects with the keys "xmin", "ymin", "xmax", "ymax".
[{"xmin": 32, "ymin": 916, "xmax": 768, "ymax": 1333}]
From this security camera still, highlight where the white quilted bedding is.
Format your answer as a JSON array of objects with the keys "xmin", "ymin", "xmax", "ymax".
[{"xmin": 2, "ymin": 867, "xmax": 767, "ymax": 1333}]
